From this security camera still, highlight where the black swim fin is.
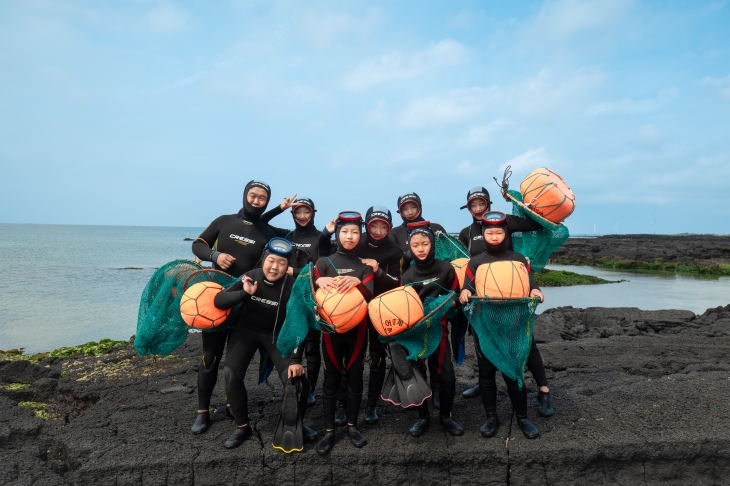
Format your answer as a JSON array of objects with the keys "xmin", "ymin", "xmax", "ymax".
[
  {"xmin": 380, "ymin": 366, "xmax": 401, "ymax": 406},
  {"xmin": 388, "ymin": 342, "xmax": 431, "ymax": 408},
  {"xmin": 272, "ymin": 379, "xmax": 304, "ymax": 453}
]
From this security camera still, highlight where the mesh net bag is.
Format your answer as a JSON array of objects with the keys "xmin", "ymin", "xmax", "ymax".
[
  {"xmin": 277, "ymin": 263, "xmax": 323, "ymax": 357},
  {"xmin": 434, "ymin": 231, "xmax": 469, "ymax": 262},
  {"xmin": 506, "ymin": 189, "xmax": 570, "ymax": 271},
  {"xmin": 463, "ymin": 296, "xmax": 539, "ymax": 388},
  {"xmin": 134, "ymin": 260, "xmax": 201, "ymax": 356},
  {"xmin": 379, "ymin": 292, "xmax": 456, "ymax": 361}
]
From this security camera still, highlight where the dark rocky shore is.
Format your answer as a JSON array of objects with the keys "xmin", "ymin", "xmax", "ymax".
[
  {"xmin": 2, "ymin": 304, "xmax": 730, "ymax": 485},
  {"xmin": 552, "ymin": 234, "xmax": 730, "ymax": 272}
]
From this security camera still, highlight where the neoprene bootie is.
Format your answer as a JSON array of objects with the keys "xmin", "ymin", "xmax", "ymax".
[
  {"xmin": 303, "ymin": 424, "xmax": 319, "ymax": 443},
  {"xmin": 462, "ymin": 383, "xmax": 480, "ymax": 399},
  {"xmin": 364, "ymin": 406, "xmax": 379, "ymax": 425},
  {"xmin": 307, "ymin": 392, "xmax": 316, "ymax": 407},
  {"xmin": 224, "ymin": 425, "xmax": 252, "ymax": 449},
  {"xmin": 334, "ymin": 404, "xmax": 348, "ymax": 426},
  {"xmin": 537, "ymin": 391, "xmax": 554, "ymax": 417},
  {"xmin": 440, "ymin": 416, "xmax": 464, "ymax": 436},
  {"xmin": 480, "ymin": 415, "xmax": 499, "ymax": 438},
  {"xmin": 432, "ymin": 392, "xmax": 441, "ymax": 410},
  {"xmin": 516, "ymin": 416, "xmax": 540, "ymax": 439},
  {"xmin": 409, "ymin": 418, "xmax": 430, "ymax": 437},
  {"xmin": 316, "ymin": 430, "xmax": 336, "ymax": 456},
  {"xmin": 347, "ymin": 425, "xmax": 368, "ymax": 448},
  {"xmin": 191, "ymin": 412, "xmax": 209, "ymax": 434}
]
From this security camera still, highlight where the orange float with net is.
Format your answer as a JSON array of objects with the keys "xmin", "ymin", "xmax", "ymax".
[
  {"xmin": 450, "ymin": 258, "xmax": 469, "ymax": 290},
  {"xmin": 474, "ymin": 261, "xmax": 530, "ymax": 300},
  {"xmin": 314, "ymin": 277, "xmax": 368, "ymax": 333},
  {"xmin": 519, "ymin": 168, "xmax": 575, "ymax": 224},
  {"xmin": 368, "ymin": 286, "xmax": 424, "ymax": 337},
  {"xmin": 180, "ymin": 281, "xmax": 231, "ymax": 329}
]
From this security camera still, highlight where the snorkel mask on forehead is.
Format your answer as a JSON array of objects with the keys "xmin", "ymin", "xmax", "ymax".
[
  {"xmin": 481, "ymin": 211, "xmax": 508, "ymax": 229},
  {"xmin": 336, "ymin": 211, "xmax": 364, "ymax": 227},
  {"xmin": 265, "ymin": 237, "xmax": 293, "ymax": 258}
]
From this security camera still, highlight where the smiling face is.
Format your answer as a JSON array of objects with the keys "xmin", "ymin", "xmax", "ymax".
[
  {"xmin": 400, "ymin": 201, "xmax": 420, "ymax": 220},
  {"xmin": 338, "ymin": 224, "xmax": 361, "ymax": 250},
  {"xmin": 293, "ymin": 206, "xmax": 313, "ymax": 226},
  {"xmin": 262, "ymin": 254, "xmax": 288, "ymax": 281},
  {"xmin": 247, "ymin": 187, "xmax": 269, "ymax": 208},
  {"xmin": 468, "ymin": 198, "xmax": 488, "ymax": 220},
  {"xmin": 367, "ymin": 220, "xmax": 389, "ymax": 240},
  {"xmin": 483, "ymin": 227, "xmax": 506, "ymax": 246},
  {"xmin": 409, "ymin": 233, "xmax": 431, "ymax": 261}
]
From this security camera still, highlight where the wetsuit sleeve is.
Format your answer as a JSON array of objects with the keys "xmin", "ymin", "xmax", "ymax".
[
  {"xmin": 289, "ymin": 345, "xmax": 304, "ymax": 365},
  {"xmin": 356, "ymin": 267, "xmax": 374, "ymax": 301},
  {"xmin": 373, "ymin": 266, "xmax": 400, "ymax": 292},
  {"xmin": 213, "ymin": 279, "xmax": 250, "ymax": 309},
  {"xmin": 318, "ymin": 229, "xmax": 332, "ymax": 257},
  {"xmin": 261, "ymin": 204, "xmax": 285, "ymax": 224},
  {"xmin": 192, "ymin": 215, "xmax": 229, "ymax": 262},
  {"xmin": 528, "ymin": 271, "xmax": 539, "ymax": 292},
  {"xmin": 458, "ymin": 227, "xmax": 469, "ymax": 248},
  {"xmin": 507, "ymin": 215, "xmax": 542, "ymax": 233}
]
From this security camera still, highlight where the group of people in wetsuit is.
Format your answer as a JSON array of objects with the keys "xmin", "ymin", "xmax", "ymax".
[{"xmin": 189, "ymin": 180, "xmax": 554, "ymax": 455}]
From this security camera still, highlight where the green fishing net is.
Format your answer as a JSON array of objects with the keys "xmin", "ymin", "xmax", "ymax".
[
  {"xmin": 134, "ymin": 261, "xmax": 239, "ymax": 356},
  {"xmin": 463, "ymin": 296, "xmax": 539, "ymax": 389},
  {"xmin": 277, "ymin": 263, "xmax": 323, "ymax": 356},
  {"xmin": 507, "ymin": 189, "xmax": 570, "ymax": 272},
  {"xmin": 379, "ymin": 292, "xmax": 456, "ymax": 361},
  {"xmin": 435, "ymin": 231, "xmax": 469, "ymax": 262}
]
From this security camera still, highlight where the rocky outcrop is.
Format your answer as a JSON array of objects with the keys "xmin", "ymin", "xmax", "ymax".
[{"xmin": 2, "ymin": 304, "xmax": 730, "ymax": 485}]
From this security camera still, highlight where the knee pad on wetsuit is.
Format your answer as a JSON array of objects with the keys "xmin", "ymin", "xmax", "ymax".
[{"xmin": 201, "ymin": 354, "xmax": 218, "ymax": 372}]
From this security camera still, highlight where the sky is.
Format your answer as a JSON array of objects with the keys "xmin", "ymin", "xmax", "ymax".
[{"xmin": 1, "ymin": 0, "xmax": 729, "ymax": 234}]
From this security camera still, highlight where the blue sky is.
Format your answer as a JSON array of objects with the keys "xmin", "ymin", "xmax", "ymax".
[{"xmin": 1, "ymin": 0, "xmax": 729, "ymax": 234}]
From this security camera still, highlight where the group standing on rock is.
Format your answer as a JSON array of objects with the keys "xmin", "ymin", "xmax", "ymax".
[{"xmin": 188, "ymin": 179, "xmax": 555, "ymax": 454}]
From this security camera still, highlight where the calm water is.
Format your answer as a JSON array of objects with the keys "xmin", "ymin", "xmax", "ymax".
[{"xmin": 0, "ymin": 224, "xmax": 728, "ymax": 354}]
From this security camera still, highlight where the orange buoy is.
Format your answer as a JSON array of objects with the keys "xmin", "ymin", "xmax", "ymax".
[
  {"xmin": 474, "ymin": 261, "xmax": 530, "ymax": 299},
  {"xmin": 180, "ymin": 281, "xmax": 231, "ymax": 329},
  {"xmin": 520, "ymin": 168, "xmax": 575, "ymax": 223},
  {"xmin": 315, "ymin": 278, "xmax": 367, "ymax": 333},
  {"xmin": 368, "ymin": 286, "xmax": 424, "ymax": 337},
  {"xmin": 450, "ymin": 258, "xmax": 469, "ymax": 290}
]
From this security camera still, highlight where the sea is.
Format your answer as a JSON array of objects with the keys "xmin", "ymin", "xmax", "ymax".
[{"xmin": 1, "ymin": 224, "xmax": 729, "ymax": 355}]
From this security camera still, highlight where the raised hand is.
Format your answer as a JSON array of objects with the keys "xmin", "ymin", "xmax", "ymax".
[
  {"xmin": 279, "ymin": 193, "xmax": 298, "ymax": 210},
  {"xmin": 242, "ymin": 275, "xmax": 258, "ymax": 295}
]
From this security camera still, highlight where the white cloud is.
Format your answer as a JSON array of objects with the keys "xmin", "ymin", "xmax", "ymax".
[
  {"xmin": 700, "ymin": 74, "xmax": 730, "ymax": 101},
  {"xmin": 300, "ymin": 8, "xmax": 383, "ymax": 48},
  {"xmin": 343, "ymin": 39, "xmax": 468, "ymax": 90},
  {"xmin": 459, "ymin": 119, "xmax": 511, "ymax": 147},
  {"xmin": 500, "ymin": 148, "xmax": 550, "ymax": 176},
  {"xmin": 529, "ymin": 0, "xmax": 635, "ymax": 39},
  {"xmin": 144, "ymin": 5, "xmax": 187, "ymax": 33},
  {"xmin": 397, "ymin": 87, "xmax": 493, "ymax": 129},
  {"xmin": 586, "ymin": 89, "xmax": 678, "ymax": 115},
  {"xmin": 637, "ymin": 124, "xmax": 664, "ymax": 146}
]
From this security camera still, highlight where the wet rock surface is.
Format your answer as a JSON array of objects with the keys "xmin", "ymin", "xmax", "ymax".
[
  {"xmin": 552, "ymin": 234, "xmax": 730, "ymax": 266},
  {"xmin": 1, "ymin": 304, "xmax": 730, "ymax": 485}
]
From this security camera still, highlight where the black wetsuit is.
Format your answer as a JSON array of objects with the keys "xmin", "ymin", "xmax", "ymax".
[
  {"xmin": 354, "ymin": 235, "xmax": 402, "ymax": 408},
  {"xmin": 214, "ymin": 268, "xmax": 307, "ymax": 426},
  {"xmin": 260, "ymin": 204, "xmax": 333, "ymax": 394},
  {"xmin": 314, "ymin": 251, "xmax": 374, "ymax": 428},
  {"xmin": 458, "ymin": 214, "xmax": 549, "ymax": 390},
  {"xmin": 190, "ymin": 187, "xmax": 288, "ymax": 411},
  {"xmin": 458, "ymin": 215, "xmax": 541, "ymax": 257},
  {"xmin": 463, "ymin": 248, "xmax": 539, "ymax": 418},
  {"xmin": 401, "ymin": 257, "xmax": 459, "ymax": 420}
]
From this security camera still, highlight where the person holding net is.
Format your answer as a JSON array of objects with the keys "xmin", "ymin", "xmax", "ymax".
[
  {"xmin": 213, "ymin": 238, "xmax": 316, "ymax": 449},
  {"xmin": 459, "ymin": 211, "xmax": 544, "ymax": 439},
  {"xmin": 457, "ymin": 186, "xmax": 554, "ymax": 418},
  {"xmin": 401, "ymin": 221, "xmax": 463, "ymax": 437},
  {"xmin": 260, "ymin": 197, "xmax": 336, "ymax": 407},
  {"xmin": 188, "ymin": 180, "xmax": 295, "ymax": 434},
  {"xmin": 313, "ymin": 211, "xmax": 374, "ymax": 455}
]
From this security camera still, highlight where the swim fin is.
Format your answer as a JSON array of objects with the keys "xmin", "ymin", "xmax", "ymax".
[
  {"xmin": 272, "ymin": 378, "xmax": 304, "ymax": 453},
  {"xmin": 388, "ymin": 342, "xmax": 431, "ymax": 408},
  {"xmin": 380, "ymin": 366, "xmax": 401, "ymax": 406}
]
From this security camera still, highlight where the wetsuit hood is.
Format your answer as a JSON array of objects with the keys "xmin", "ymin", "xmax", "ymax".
[
  {"xmin": 291, "ymin": 197, "xmax": 316, "ymax": 233},
  {"xmin": 461, "ymin": 186, "xmax": 492, "ymax": 212},
  {"xmin": 397, "ymin": 192, "xmax": 423, "ymax": 225},
  {"xmin": 365, "ymin": 205, "xmax": 393, "ymax": 247},
  {"xmin": 335, "ymin": 211, "xmax": 364, "ymax": 255},
  {"xmin": 239, "ymin": 180, "xmax": 272, "ymax": 221},
  {"xmin": 481, "ymin": 211, "xmax": 508, "ymax": 254},
  {"xmin": 407, "ymin": 221, "xmax": 435, "ymax": 267}
]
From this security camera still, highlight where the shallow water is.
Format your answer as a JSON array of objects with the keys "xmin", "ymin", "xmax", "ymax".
[
  {"xmin": 1, "ymin": 224, "xmax": 729, "ymax": 354},
  {"xmin": 540, "ymin": 265, "xmax": 730, "ymax": 314}
]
